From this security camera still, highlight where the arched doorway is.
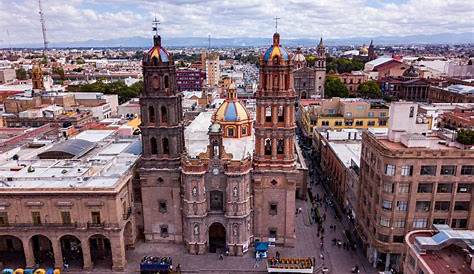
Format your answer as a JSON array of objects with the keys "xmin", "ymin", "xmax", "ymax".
[
  {"xmin": 60, "ymin": 235, "xmax": 83, "ymax": 269},
  {"xmin": 0, "ymin": 235, "xmax": 25, "ymax": 267},
  {"xmin": 208, "ymin": 223, "xmax": 226, "ymax": 253},
  {"xmin": 89, "ymin": 234, "xmax": 112, "ymax": 269},
  {"xmin": 123, "ymin": 221, "xmax": 134, "ymax": 250},
  {"xmin": 30, "ymin": 235, "xmax": 54, "ymax": 267}
]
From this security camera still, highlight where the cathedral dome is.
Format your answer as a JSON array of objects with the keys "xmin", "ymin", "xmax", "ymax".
[
  {"xmin": 214, "ymin": 99, "xmax": 250, "ymax": 122},
  {"xmin": 403, "ymin": 65, "xmax": 419, "ymax": 79},
  {"xmin": 359, "ymin": 45, "xmax": 368, "ymax": 55},
  {"xmin": 263, "ymin": 33, "xmax": 289, "ymax": 62},
  {"xmin": 292, "ymin": 48, "xmax": 306, "ymax": 63},
  {"xmin": 144, "ymin": 35, "xmax": 170, "ymax": 64}
]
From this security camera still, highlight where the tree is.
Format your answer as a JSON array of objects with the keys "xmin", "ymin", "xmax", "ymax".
[
  {"xmin": 75, "ymin": 79, "xmax": 143, "ymax": 104},
  {"xmin": 324, "ymin": 76, "xmax": 349, "ymax": 98},
  {"xmin": 75, "ymin": 57, "xmax": 85, "ymax": 65},
  {"xmin": 16, "ymin": 68, "xmax": 28, "ymax": 80},
  {"xmin": 326, "ymin": 57, "xmax": 364, "ymax": 73},
  {"xmin": 305, "ymin": 55, "xmax": 317, "ymax": 67},
  {"xmin": 457, "ymin": 129, "xmax": 474, "ymax": 145},
  {"xmin": 52, "ymin": 67, "xmax": 65, "ymax": 80},
  {"xmin": 357, "ymin": 80, "xmax": 382, "ymax": 99}
]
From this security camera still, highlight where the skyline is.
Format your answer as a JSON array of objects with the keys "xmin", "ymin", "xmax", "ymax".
[{"xmin": 0, "ymin": 0, "xmax": 473, "ymax": 47}]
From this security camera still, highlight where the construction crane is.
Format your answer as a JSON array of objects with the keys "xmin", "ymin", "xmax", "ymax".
[{"xmin": 38, "ymin": 0, "xmax": 48, "ymax": 52}]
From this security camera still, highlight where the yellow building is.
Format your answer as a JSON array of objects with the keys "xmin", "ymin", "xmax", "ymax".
[{"xmin": 300, "ymin": 98, "xmax": 390, "ymax": 139}]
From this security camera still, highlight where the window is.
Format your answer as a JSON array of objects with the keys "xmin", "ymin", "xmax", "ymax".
[
  {"xmin": 335, "ymin": 121, "xmax": 343, "ymax": 126},
  {"xmin": 409, "ymin": 106, "xmax": 415, "ymax": 118},
  {"xmin": 415, "ymin": 201, "xmax": 431, "ymax": 212},
  {"xmin": 399, "ymin": 183, "xmax": 410, "ymax": 193},
  {"xmin": 32, "ymin": 211, "xmax": 41, "ymax": 225},
  {"xmin": 265, "ymin": 107, "xmax": 272, "ymax": 123},
  {"xmin": 269, "ymin": 202, "xmax": 278, "ymax": 215},
  {"xmin": 345, "ymin": 120, "xmax": 353, "ymax": 126},
  {"xmin": 385, "ymin": 164, "xmax": 396, "ymax": 176},
  {"xmin": 401, "ymin": 165, "xmax": 413, "ymax": 176},
  {"xmin": 394, "ymin": 219, "xmax": 405, "ymax": 228},
  {"xmin": 346, "ymin": 112, "xmax": 352, "ymax": 117},
  {"xmin": 157, "ymin": 177, "xmax": 164, "ymax": 184},
  {"xmin": 148, "ymin": 106, "xmax": 155, "ymax": 123},
  {"xmin": 264, "ymin": 139, "xmax": 272, "ymax": 156},
  {"xmin": 382, "ymin": 200, "xmax": 392, "ymax": 210},
  {"xmin": 277, "ymin": 106, "xmax": 284, "ymax": 122},
  {"xmin": 368, "ymin": 112, "xmax": 374, "ymax": 118},
  {"xmin": 451, "ymin": 219, "xmax": 467, "ymax": 229},
  {"xmin": 61, "ymin": 211, "xmax": 71, "ymax": 225},
  {"xmin": 380, "ymin": 112, "xmax": 387, "ymax": 117},
  {"xmin": 164, "ymin": 75, "xmax": 169, "ymax": 89},
  {"xmin": 457, "ymin": 183, "xmax": 472, "ymax": 193},
  {"xmin": 150, "ymin": 137, "xmax": 158, "ymax": 155},
  {"xmin": 91, "ymin": 211, "xmax": 101, "ymax": 225},
  {"xmin": 379, "ymin": 120, "xmax": 387, "ymax": 126},
  {"xmin": 454, "ymin": 201, "xmax": 470, "ymax": 211},
  {"xmin": 210, "ymin": 191, "xmax": 224, "ymax": 211},
  {"xmin": 277, "ymin": 139, "xmax": 284, "ymax": 155},
  {"xmin": 379, "ymin": 217, "xmax": 390, "ymax": 227},
  {"xmin": 434, "ymin": 201, "xmax": 450, "ymax": 211},
  {"xmin": 433, "ymin": 218, "xmax": 447, "ymax": 225},
  {"xmin": 161, "ymin": 106, "xmax": 168, "ymax": 124},
  {"xmin": 242, "ymin": 127, "xmax": 247, "ymax": 135},
  {"xmin": 413, "ymin": 218, "xmax": 428, "ymax": 228},
  {"xmin": 355, "ymin": 121, "xmax": 364, "ymax": 126},
  {"xmin": 377, "ymin": 233, "xmax": 390, "ymax": 242},
  {"xmin": 383, "ymin": 183, "xmax": 394, "ymax": 193},
  {"xmin": 417, "ymin": 183, "xmax": 433, "ymax": 193},
  {"xmin": 0, "ymin": 212, "xmax": 8, "ymax": 226},
  {"xmin": 269, "ymin": 228, "xmax": 277, "ymax": 238},
  {"xmin": 397, "ymin": 201, "xmax": 408, "ymax": 211},
  {"xmin": 159, "ymin": 200, "xmax": 168, "ymax": 213},
  {"xmin": 437, "ymin": 183, "xmax": 452, "ymax": 193},
  {"xmin": 162, "ymin": 138, "xmax": 170, "ymax": 155},
  {"xmin": 160, "ymin": 224, "xmax": 169, "ymax": 237},
  {"xmin": 367, "ymin": 121, "xmax": 375, "ymax": 126},
  {"xmin": 461, "ymin": 165, "xmax": 474, "ymax": 175},
  {"xmin": 321, "ymin": 121, "xmax": 329, "ymax": 126},
  {"xmin": 227, "ymin": 127, "xmax": 235, "ymax": 137},
  {"xmin": 440, "ymin": 165, "xmax": 456, "ymax": 176},
  {"xmin": 393, "ymin": 235, "xmax": 404, "ymax": 243},
  {"xmin": 420, "ymin": 165, "xmax": 437, "ymax": 176}
]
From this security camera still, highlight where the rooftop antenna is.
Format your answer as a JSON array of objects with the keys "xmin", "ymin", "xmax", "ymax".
[
  {"xmin": 38, "ymin": 0, "xmax": 48, "ymax": 53},
  {"xmin": 274, "ymin": 16, "xmax": 281, "ymax": 33}
]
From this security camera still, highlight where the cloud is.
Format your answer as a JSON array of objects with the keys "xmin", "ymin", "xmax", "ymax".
[{"xmin": 0, "ymin": 0, "xmax": 472, "ymax": 45}]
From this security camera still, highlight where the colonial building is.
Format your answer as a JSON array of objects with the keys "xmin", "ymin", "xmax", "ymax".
[
  {"xmin": 139, "ymin": 32, "xmax": 307, "ymax": 256},
  {"xmin": 293, "ymin": 39, "xmax": 326, "ymax": 99}
]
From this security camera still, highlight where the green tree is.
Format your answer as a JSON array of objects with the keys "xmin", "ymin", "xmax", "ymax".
[
  {"xmin": 16, "ymin": 68, "xmax": 28, "ymax": 80},
  {"xmin": 75, "ymin": 57, "xmax": 85, "ymax": 65},
  {"xmin": 52, "ymin": 67, "xmax": 65, "ymax": 80},
  {"xmin": 324, "ymin": 76, "xmax": 349, "ymax": 98},
  {"xmin": 305, "ymin": 55, "xmax": 317, "ymax": 67},
  {"xmin": 326, "ymin": 57, "xmax": 365, "ymax": 73},
  {"xmin": 357, "ymin": 80, "xmax": 382, "ymax": 99},
  {"xmin": 457, "ymin": 129, "xmax": 474, "ymax": 145}
]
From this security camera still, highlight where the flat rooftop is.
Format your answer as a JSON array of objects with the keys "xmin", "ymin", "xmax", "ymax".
[{"xmin": 328, "ymin": 141, "xmax": 361, "ymax": 168}]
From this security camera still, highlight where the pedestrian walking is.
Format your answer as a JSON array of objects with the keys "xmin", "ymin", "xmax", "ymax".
[
  {"xmin": 219, "ymin": 253, "xmax": 224, "ymax": 260},
  {"xmin": 254, "ymin": 259, "xmax": 259, "ymax": 268},
  {"xmin": 276, "ymin": 251, "xmax": 280, "ymax": 260}
]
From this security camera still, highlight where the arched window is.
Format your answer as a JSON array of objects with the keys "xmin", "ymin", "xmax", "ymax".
[
  {"xmin": 161, "ymin": 106, "xmax": 168, "ymax": 124},
  {"xmin": 265, "ymin": 106, "xmax": 272, "ymax": 123},
  {"xmin": 164, "ymin": 75, "xmax": 170, "ymax": 89},
  {"xmin": 277, "ymin": 139, "xmax": 284, "ymax": 154},
  {"xmin": 148, "ymin": 106, "xmax": 155, "ymax": 123},
  {"xmin": 277, "ymin": 106, "xmax": 285, "ymax": 123},
  {"xmin": 227, "ymin": 127, "xmax": 234, "ymax": 137},
  {"xmin": 157, "ymin": 177, "xmax": 164, "ymax": 184},
  {"xmin": 150, "ymin": 137, "xmax": 157, "ymax": 154},
  {"xmin": 213, "ymin": 140, "xmax": 219, "ymax": 158},
  {"xmin": 162, "ymin": 138, "xmax": 169, "ymax": 155},
  {"xmin": 264, "ymin": 139, "xmax": 272, "ymax": 156},
  {"xmin": 152, "ymin": 57, "xmax": 159, "ymax": 66},
  {"xmin": 241, "ymin": 126, "xmax": 247, "ymax": 135}
]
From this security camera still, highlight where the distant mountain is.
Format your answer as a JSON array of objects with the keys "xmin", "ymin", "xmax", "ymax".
[{"xmin": 4, "ymin": 32, "xmax": 474, "ymax": 49}]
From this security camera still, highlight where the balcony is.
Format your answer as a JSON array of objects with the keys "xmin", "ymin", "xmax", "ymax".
[
  {"xmin": 0, "ymin": 222, "xmax": 79, "ymax": 229},
  {"xmin": 123, "ymin": 207, "xmax": 133, "ymax": 220}
]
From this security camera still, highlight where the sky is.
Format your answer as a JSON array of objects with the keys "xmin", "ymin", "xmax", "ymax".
[{"xmin": 0, "ymin": 0, "xmax": 473, "ymax": 45}]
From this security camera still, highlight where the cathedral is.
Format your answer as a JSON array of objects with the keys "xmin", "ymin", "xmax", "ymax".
[
  {"xmin": 139, "ymin": 31, "xmax": 307, "ymax": 256},
  {"xmin": 293, "ymin": 38, "xmax": 326, "ymax": 99}
]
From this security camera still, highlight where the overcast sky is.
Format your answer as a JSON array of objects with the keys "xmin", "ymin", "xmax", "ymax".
[{"xmin": 0, "ymin": 0, "xmax": 473, "ymax": 45}]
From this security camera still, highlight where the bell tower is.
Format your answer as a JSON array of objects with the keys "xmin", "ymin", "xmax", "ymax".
[
  {"xmin": 315, "ymin": 37, "xmax": 326, "ymax": 98},
  {"xmin": 253, "ymin": 31, "xmax": 297, "ymax": 247},
  {"xmin": 139, "ymin": 19, "xmax": 184, "ymax": 243}
]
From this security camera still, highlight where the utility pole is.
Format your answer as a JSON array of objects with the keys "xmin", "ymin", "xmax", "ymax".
[{"xmin": 38, "ymin": 0, "xmax": 48, "ymax": 53}]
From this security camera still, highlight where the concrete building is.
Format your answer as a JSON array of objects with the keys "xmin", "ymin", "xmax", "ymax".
[
  {"xmin": 404, "ymin": 225, "xmax": 474, "ymax": 274},
  {"xmin": 439, "ymin": 108, "xmax": 474, "ymax": 130},
  {"xmin": 357, "ymin": 101, "xmax": 474, "ymax": 272},
  {"xmin": 333, "ymin": 71, "xmax": 368, "ymax": 95},
  {"xmin": 428, "ymin": 84, "xmax": 474, "ymax": 103},
  {"xmin": 176, "ymin": 68, "xmax": 206, "ymax": 92},
  {"xmin": 139, "ymin": 32, "xmax": 307, "ymax": 256},
  {"xmin": 118, "ymin": 98, "xmax": 140, "ymax": 119},
  {"xmin": 205, "ymin": 52, "xmax": 220, "ymax": 87},
  {"xmin": 0, "ymin": 68, "xmax": 16, "ymax": 84},
  {"xmin": 0, "ymin": 129, "xmax": 141, "ymax": 271}
]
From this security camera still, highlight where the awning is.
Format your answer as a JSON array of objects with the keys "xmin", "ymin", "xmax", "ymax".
[{"xmin": 255, "ymin": 241, "xmax": 270, "ymax": 252}]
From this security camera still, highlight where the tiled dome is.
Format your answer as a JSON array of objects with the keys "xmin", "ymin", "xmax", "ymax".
[
  {"xmin": 144, "ymin": 35, "xmax": 170, "ymax": 64},
  {"xmin": 263, "ymin": 33, "xmax": 289, "ymax": 62}
]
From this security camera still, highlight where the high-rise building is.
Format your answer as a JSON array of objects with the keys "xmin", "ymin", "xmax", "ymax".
[
  {"xmin": 357, "ymin": 101, "xmax": 474, "ymax": 272},
  {"xmin": 205, "ymin": 52, "xmax": 220, "ymax": 87}
]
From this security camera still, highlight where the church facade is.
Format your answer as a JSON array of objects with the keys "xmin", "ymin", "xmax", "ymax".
[
  {"xmin": 293, "ymin": 38, "xmax": 326, "ymax": 99},
  {"xmin": 139, "ymin": 32, "xmax": 307, "ymax": 256}
]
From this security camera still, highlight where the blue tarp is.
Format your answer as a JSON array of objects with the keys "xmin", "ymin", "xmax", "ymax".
[{"xmin": 255, "ymin": 241, "xmax": 269, "ymax": 252}]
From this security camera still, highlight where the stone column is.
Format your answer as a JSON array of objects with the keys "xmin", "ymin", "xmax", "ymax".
[
  {"xmin": 52, "ymin": 238, "xmax": 64, "ymax": 269},
  {"xmin": 22, "ymin": 237, "xmax": 35, "ymax": 268},
  {"xmin": 271, "ymin": 138, "xmax": 277, "ymax": 158},
  {"xmin": 81, "ymin": 238, "xmax": 93, "ymax": 271},
  {"xmin": 111, "ymin": 235, "xmax": 126, "ymax": 271}
]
